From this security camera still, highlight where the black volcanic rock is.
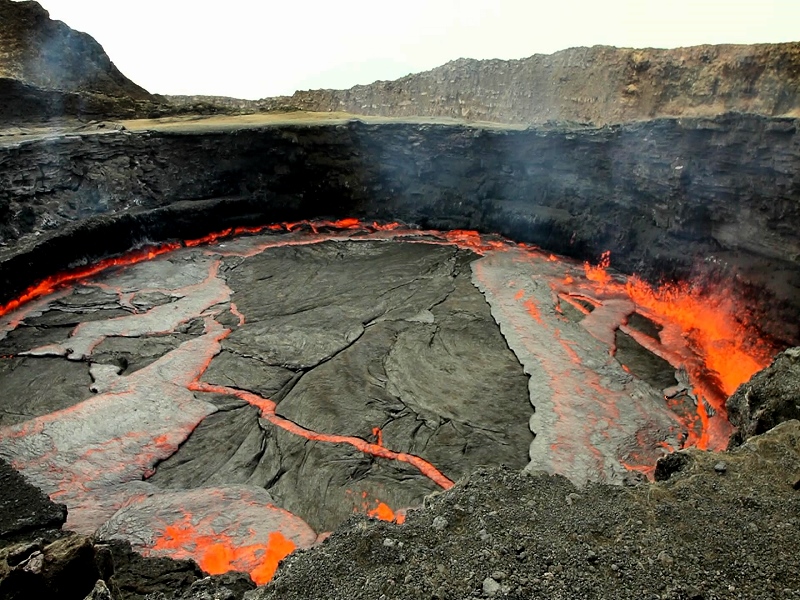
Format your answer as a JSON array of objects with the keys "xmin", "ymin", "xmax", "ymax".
[
  {"xmin": 727, "ymin": 347, "xmax": 800, "ymax": 447},
  {"xmin": 142, "ymin": 572, "xmax": 256, "ymax": 600},
  {"xmin": 103, "ymin": 539, "xmax": 205, "ymax": 600},
  {"xmin": 1, "ymin": 114, "xmax": 798, "ymax": 346},
  {"xmin": 0, "ymin": 0, "xmax": 161, "ymax": 123},
  {"xmin": 0, "ymin": 457, "xmax": 66, "ymax": 541},
  {"xmin": 653, "ymin": 451, "xmax": 693, "ymax": 481},
  {"xmin": 0, "ymin": 534, "xmax": 101, "ymax": 600},
  {"xmin": 0, "ymin": 356, "xmax": 94, "ymax": 427}
]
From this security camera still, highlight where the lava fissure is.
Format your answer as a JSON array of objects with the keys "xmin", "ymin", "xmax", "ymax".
[{"xmin": 189, "ymin": 380, "xmax": 455, "ymax": 490}]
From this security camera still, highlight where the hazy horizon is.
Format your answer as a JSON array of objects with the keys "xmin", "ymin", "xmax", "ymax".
[{"xmin": 25, "ymin": 0, "xmax": 800, "ymax": 99}]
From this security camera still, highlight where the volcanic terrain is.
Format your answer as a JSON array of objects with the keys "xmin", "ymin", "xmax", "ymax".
[{"xmin": 0, "ymin": 2, "xmax": 799, "ymax": 600}]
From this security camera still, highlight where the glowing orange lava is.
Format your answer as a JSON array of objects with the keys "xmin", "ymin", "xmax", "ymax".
[
  {"xmin": 152, "ymin": 512, "xmax": 296, "ymax": 584},
  {"xmin": 348, "ymin": 491, "xmax": 406, "ymax": 524},
  {"xmin": 368, "ymin": 502, "xmax": 405, "ymax": 524},
  {"xmin": 0, "ymin": 243, "xmax": 179, "ymax": 318},
  {"xmin": 584, "ymin": 250, "xmax": 612, "ymax": 285},
  {"xmin": 0, "ymin": 219, "xmax": 404, "ymax": 320},
  {"xmin": 624, "ymin": 277, "xmax": 772, "ymax": 396},
  {"xmin": 570, "ymin": 252, "xmax": 777, "ymax": 451},
  {"xmin": 372, "ymin": 426, "xmax": 383, "ymax": 447}
]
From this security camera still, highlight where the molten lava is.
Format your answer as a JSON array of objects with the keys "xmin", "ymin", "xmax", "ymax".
[
  {"xmin": 0, "ymin": 218, "xmax": 780, "ymax": 586},
  {"xmin": 152, "ymin": 513, "xmax": 296, "ymax": 585},
  {"xmin": 624, "ymin": 277, "xmax": 772, "ymax": 396},
  {"xmin": 347, "ymin": 491, "xmax": 407, "ymax": 524},
  {"xmin": 560, "ymin": 251, "xmax": 776, "ymax": 450},
  {"xmin": 368, "ymin": 502, "xmax": 405, "ymax": 524},
  {"xmin": 584, "ymin": 250, "xmax": 612, "ymax": 285},
  {"xmin": 0, "ymin": 243, "xmax": 179, "ymax": 319}
]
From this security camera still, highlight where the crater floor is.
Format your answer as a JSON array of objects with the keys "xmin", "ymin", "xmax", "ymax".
[{"xmin": 0, "ymin": 223, "xmax": 768, "ymax": 584}]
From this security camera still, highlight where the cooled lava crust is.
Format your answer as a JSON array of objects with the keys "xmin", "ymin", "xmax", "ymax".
[{"xmin": 0, "ymin": 220, "xmax": 781, "ymax": 586}]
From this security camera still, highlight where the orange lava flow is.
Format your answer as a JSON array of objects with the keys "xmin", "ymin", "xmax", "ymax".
[
  {"xmin": 152, "ymin": 512, "xmax": 295, "ymax": 584},
  {"xmin": 372, "ymin": 426, "xmax": 383, "ymax": 447},
  {"xmin": 567, "ymin": 252, "xmax": 778, "ymax": 451},
  {"xmin": 624, "ymin": 277, "xmax": 774, "ymax": 397},
  {"xmin": 368, "ymin": 501, "xmax": 406, "ymax": 524},
  {"xmin": 0, "ymin": 243, "xmax": 179, "ymax": 318},
  {"xmin": 348, "ymin": 491, "xmax": 407, "ymax": 524},
  {"xmin": 190, "ymin": 380, "xmax": 454, "ymax": 490}
]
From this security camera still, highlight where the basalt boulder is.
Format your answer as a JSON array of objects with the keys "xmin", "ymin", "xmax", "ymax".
[{"xmin": 727, "ymin": 346, "xmax": 800, "ymax": 447}]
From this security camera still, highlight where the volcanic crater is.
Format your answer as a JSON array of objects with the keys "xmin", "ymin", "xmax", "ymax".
[{"xmin": 1, "ymin": 3, "xmax": 800, "ymax": 599}]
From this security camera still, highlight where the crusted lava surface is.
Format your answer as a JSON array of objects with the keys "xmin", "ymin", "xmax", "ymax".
[{"xmin": 0, "ymin": 222, "xmax": 789, "ymax": 600}]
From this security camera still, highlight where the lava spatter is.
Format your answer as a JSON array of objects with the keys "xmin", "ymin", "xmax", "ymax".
[{"xmin": 624, "ymin": 277, "xmax": 773, "ymax": 396}]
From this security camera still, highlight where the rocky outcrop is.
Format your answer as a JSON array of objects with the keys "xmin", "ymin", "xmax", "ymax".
[
  {"xmin": 0, "ymin": 0, "xmax": 162, "ymax": 123},
  {"xmin": 0, "ymin": 532, "xmax": 252, "ymax": 600},
  {"xmin": 266, "ymin": 43, "xmax": 800, "ymax": 125},
  {"xmin": 161, "ymin": 95, "xmax": 282, "ymax": 116},
  {"xmin": 0, "ymin": 534, "xmax": 105, "ymax": 600},
  {"xmin": 0, "ymin": 457, "xmax": 66, "ymax": 542},
  {"xmin": 1, "ymin": 113, "xmax": 799, "ymax": 346},
  {"xmin": 727, "ymin": 347, "xmax": 800, "ymax": 447}
]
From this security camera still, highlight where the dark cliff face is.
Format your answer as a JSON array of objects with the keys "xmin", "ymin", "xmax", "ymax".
[
  {"xmin": 0, "ymin": 0, "xmax": 160, "ymax": 123},
  {"xmin": 269, "ymin": 43, "xmax": 800, "ymax": 125},
  {"xmin": 1, "ymin": 113, "xmax": 798, "ymax": 345}
]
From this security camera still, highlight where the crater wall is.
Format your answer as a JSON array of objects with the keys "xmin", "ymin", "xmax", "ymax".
[
  {"xmin": 266, "ymin": 43, "xmax": 800, "ymax": 125},
  {"xmin": 1, "ymin": 113, "xmax": 798, "ymax": 345}
]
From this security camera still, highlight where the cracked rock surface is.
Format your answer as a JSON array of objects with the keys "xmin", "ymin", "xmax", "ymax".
[
  {"xmin": 153, "ymin": 240, "xmax": 533, "ymax": 532},
  {"xmin": 0, "ymin": 232, "xmax": 536, "ymax": 576}
]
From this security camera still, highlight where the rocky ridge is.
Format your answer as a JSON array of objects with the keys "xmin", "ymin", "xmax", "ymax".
[
  {"xmin": 4, "ymin": 0, "xmax": 800, "ymax": 128},
  {"xmin": 0, "ymin": 0, "xmax": 163, "ymax": 123},
  {"xmin": 252, "ymin": 43, "xmax": 800, "ymax": 125}
]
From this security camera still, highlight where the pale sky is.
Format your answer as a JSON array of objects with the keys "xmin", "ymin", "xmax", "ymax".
[{"xmin": 31, "ymin": 0, "xmax": 800, "ymax": 99}]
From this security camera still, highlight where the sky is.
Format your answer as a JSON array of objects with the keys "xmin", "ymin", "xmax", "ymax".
[{"xmin": 30, "ymin": 0, "xmax": 800, "ymax": 99}]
